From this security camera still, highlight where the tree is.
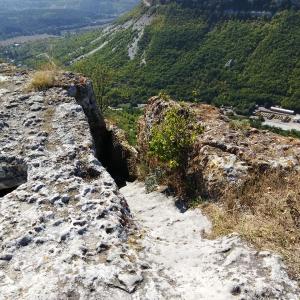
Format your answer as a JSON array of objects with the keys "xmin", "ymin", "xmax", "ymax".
[{"xmin": 91, "ymin": 65, "xmax": 112, "ymax": 113}]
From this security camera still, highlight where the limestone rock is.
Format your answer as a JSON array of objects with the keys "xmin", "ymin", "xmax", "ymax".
[
  {"xmin": 0, "ymin": 65, "xmax": 138, "ymax": 299},
  {"xmin": 138, "ymin": 96, "xmax": 300, "ymax": 199}
]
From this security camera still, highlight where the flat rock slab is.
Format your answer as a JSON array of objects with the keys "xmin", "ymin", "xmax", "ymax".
[{"xmin": 121, "ymin": 181, "xmax": 300, "ymax": 300}]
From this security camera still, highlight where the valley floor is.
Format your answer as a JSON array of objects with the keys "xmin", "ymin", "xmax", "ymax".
[{"xmin": 120, "ymin": 182, "xmax": 300, "ymax": 300}]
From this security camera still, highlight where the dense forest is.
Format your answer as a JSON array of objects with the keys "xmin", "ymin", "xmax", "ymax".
[{"xmin": 0, "ymin": 0, "xmax": 299, "ymax": 114}]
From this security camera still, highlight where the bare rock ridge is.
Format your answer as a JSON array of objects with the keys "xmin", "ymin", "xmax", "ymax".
[{"xmin": 0, "ymin": 64, "xmax": 140, "ymax": 299}]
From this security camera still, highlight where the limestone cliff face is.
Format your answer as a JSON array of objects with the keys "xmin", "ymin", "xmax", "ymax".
[
  {"xmin": 138, "ymin": 96, "xmax": 300, "ymax": 199},
  {"xmin": 0, "ymin": 64, "xmax": 141, "ymax": 299},
  {"xmin": 144, "ymin": 0, "xmax": 300, "ymax": 15}
]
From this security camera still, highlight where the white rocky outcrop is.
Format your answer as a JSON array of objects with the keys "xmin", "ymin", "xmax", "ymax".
[
  {"xmin": 0, "ymin": 65, "xmax": 143, "ymax": 299},
  {"xmin": 128, "ymin": 12, "xmax": 154, "ymax": 60}
]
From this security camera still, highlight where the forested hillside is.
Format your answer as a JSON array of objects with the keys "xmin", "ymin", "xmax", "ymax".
[{"xmin": 1, "ymin": 0, "xmax": 299, "ymax": 114}]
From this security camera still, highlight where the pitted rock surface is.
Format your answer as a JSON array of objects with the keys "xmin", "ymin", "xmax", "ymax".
[
  {"xmin": 121, "ymin": 182, "xmax": 300, "ymax": 300},
  {"xmin": 0, "ymin": 65, "xmax": 145, "ymax": 299}
]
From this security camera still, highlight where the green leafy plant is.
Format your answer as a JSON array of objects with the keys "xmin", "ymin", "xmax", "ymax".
[
  {"xmin": 104, "ymin": 106, "xmax": 142, "ymax": 145},
  {"xmin": 149, "ymin": 106, "xmax": 203, "ymax": 169},
  {"xmin": 229, "ymin": 119, "xmax": 251, "ymax": 131},
  {"xmin": 158, "ymin": 91, "xmax": 172, "ymax": 101},
  {"xmin": 91, "ymin": 65, "xmax": 113, "ymax": 113}
]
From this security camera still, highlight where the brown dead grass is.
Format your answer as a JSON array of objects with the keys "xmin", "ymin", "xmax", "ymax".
[
  {"xmin": 28, "ymin": 63, "xmax": 60, "ymax": 91},
  {"xmin": 201, "ymin": 170, "xmax": 300, "ymax": 282},
  {"xmin": 29, "ymin": 70, "xmax": 56, "ymax": 91}
]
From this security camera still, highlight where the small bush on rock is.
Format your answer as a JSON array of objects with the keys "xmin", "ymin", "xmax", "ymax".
[
  {"xmin": 149, "ymin": 106, "xmax": 203, "ymax": 169},
  {"xmin": 29, "ymin": 71, "xmax": 56, "ymax": 91},
  {"xmin": 158, "ymin": 91, "xmax": 172, "ymax": 102}
]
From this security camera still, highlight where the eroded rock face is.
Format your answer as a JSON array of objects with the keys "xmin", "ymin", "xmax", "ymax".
[
  {"xmin": 106, "ymin": 123, "xmax": 138, "ymax": 186},
  {"xmin": 138, "ymin": 96, "xmax": 300, "ymax": 199},
  {"xmin": 0, "ymin": 65, "xmax": 141, "ymax": 299}
]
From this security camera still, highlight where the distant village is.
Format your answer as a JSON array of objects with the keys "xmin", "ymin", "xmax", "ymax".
[{"xmin": 253, "ymin": 106, "xmax": 300, "ymax": 131}]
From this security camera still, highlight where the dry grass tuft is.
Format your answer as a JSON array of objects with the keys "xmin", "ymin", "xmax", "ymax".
[
  {"xmin": 28, "ymin": 63, "xmax": 60, "ymax": 91},
  {"xmin": 201, "ymin": 170, "xmax": 300, "ymax": 282}
]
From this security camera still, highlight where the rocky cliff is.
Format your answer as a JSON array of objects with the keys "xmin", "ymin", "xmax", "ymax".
[
  {"xmin": 138, "ymin": 96, "xmax": 300, "ymax": 199},
  {"xmin": 0, "ymin": 64, "xmax": 142, "ymax": 299},
  {"xmin": 138, "ymin": 96, "xmax": 300, "ymax": 284}
]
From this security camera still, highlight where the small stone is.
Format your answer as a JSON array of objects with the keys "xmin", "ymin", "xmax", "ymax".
[
  {"xmin": 60, "ymin": 231, "xmax": 70, "ymax": 242},
  {"xmin": 61, "ymin": 195, "xmax": 70, "ymax": 204},
  {"xmin": 73, "ymin": 219, "xmax": 87, "ymax": 227},
  {"xmin": 77, "ymin": 227, "xmax": 87, "ymax": 235},
  {"xmin": 96, "ymin": 242, "xmax": 110, "ymax": 253},
  {"xmin": 230, "ymin": 284, "xmax": 242, "ymax": 296},
  {"xmin": 50, "ymin": 194, "xmax": 61, "ymax": 204}
]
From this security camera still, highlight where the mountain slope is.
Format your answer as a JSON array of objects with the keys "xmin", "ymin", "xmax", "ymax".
[
  {"xmin": 75, "ymin": 1, "xmax": 300, "ymax": 113},
  {"xmin": 1, "ymin": 0, "xmax": 300, "ymax": 113}
]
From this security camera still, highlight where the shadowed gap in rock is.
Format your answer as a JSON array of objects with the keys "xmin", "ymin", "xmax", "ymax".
[
  {"xmin": 0, "ymin": 160, "xmax": 28, "ymax": 198},
  {"xmin": 72, "ymin": 84, "xmax": 136, "ymax": 188}
]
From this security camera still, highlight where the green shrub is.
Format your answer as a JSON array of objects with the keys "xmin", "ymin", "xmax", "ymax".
[
  {"xmin": 158, "ymin": 91, "xmax": 172, "ymax": 101},
  {"xmin": 149, "ymin": 106, "xmax": 203, "ymax": 169},
  {"xmin": 229, "ymin": 119, "xmax": 251, "ymax": 131}
]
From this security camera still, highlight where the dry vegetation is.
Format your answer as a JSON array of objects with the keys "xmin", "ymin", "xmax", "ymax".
[
  {"xmin": 201, "ymin": 170, "xmax": 300, "ymax": 281},
  {"xmin": 28, "ymin": 63, "xmax": 59, "ymax": 91}
]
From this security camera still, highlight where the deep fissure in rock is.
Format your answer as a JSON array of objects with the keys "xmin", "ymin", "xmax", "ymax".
[
  {"xmin": 0, "ymin": 187, "xmax": 19, "ymax": 197},
  {"xmin": 72, "ymin": 83, "xmax": 135, "ymax": 187},
  {"xmin": 103, "ymin": 130, "xmax": 135, "ymax": 187}
]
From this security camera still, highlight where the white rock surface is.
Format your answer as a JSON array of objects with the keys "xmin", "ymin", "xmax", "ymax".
[
  {"xmin": 121, "ymin": 181, "xmax": 300, "ymax": 300},
  {"xmin": 0, "ymin": 66, "xmax": 143, "ymax": 299},
  {"xmin": 128, "ymin": 13, "xmax": 154, "ymax": 60}
]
